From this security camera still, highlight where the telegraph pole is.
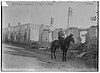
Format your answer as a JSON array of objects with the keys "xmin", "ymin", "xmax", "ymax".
[
  {"xmin": 67, "ymin": 7, "xmax": 72, "ymax": 29},
  {"xmin": 50, "ymin": 17, "xmax": 54, "ymax": 26},
  {"xmin": 67, "ymin": 10, "xmax": 70, "ymax": 29}
]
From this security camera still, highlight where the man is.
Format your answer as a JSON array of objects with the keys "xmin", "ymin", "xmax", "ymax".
[
  {"xmin": 58, "ymin": 28, "xmax": 65, "ymax": 50},
  {"xmin": 58, "ymin": 28, "xmax": 65, "ymax": 42}
]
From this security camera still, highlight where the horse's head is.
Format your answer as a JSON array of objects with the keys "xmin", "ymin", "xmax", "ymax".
[
  {"xmin": 69, "ymin": 34, "xmax": 74, "ymax": 43},
  {"xmin": 71, "ymin": 37, "xmax": 74, "ymax": 43},
  {"xmin": 64, "ymin": 34, "xmax": 74, "ymax": 44}
]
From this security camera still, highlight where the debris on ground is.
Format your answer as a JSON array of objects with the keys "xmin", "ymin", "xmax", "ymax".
[
  {"xmin": 77, "ymin": 52, "xmax": 87, "ymax": 58},
  {"xmin": 39, "ymin": 47, "xmax": 46, "ymax": 50}
]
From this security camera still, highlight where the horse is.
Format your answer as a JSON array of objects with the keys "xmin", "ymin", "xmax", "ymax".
[{"xmin": 50, "ymin": 34, "xmax": 74, "ymax": 61}]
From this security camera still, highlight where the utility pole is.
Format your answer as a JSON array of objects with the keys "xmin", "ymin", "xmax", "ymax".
[
  {"xmin": 67, "ymin": 7, "xmax": 72, "ymax": 29},
  {"xmin": 50, "ymin": 17, "xmax": 54, "ymax": 26}
]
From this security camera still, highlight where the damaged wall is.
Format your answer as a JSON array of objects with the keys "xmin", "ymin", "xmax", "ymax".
[
  {"xmin": 86, "ymin": 26, "xmax": 97, "ymax": 42},
  {"xmin": 65, "ymin": 27, "xmax": 81, "ymax": 44}
]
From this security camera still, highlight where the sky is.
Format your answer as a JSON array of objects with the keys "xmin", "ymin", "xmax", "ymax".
[{"xmin": 2, "ymin": 1, "xmax": 97, "ymax": 29}]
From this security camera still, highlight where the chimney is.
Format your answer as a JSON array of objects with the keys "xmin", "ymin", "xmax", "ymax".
[
  {"xmin": 50, "ymin": 17, "xmax": 54, "ymax": 26},
  {"xmin": 18, "ymin": 22, "xmax": 21, "ymax": 26}
]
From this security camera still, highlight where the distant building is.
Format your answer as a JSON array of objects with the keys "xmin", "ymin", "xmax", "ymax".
[
  {"xmin": 2, "ymin": 28, "xmax": 8, "ymax": 42},
  {"xmin": 40, "ymin": 29, "xmax": 50, "ymax": 48},
  {"xmin": 39, "ymin": 24, "xmax": 50, "ymax": 47},
  {"xmin": 2, "ymin": 23, "xmax": 50, "ymax": 48}
]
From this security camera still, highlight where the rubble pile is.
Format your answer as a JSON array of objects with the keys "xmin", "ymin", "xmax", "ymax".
[
  {"xmin": 66, "ymin": 43, "xmax": 81, "ymax": 57},
  {"xmin": 67, "ymin": 38, "xmax": 98, "ymax": 60},
  {"xmin": 30, "ymin": 41, "xmax": 39, "ymax": 49},
  {"xmin": 84, "ymin": 38, "xmax": 98, "ymax": 60}
]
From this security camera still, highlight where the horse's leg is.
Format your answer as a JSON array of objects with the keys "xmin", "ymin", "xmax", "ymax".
[
  {"xmin": 64, "ymin": 50, "xmax": 66, "ymax": 61},
  {"xmin": 51, "ymin": 47, "xmax": 53, "ymax": 59},
  {"xmin": 63, "ymin": 50, "xmax": 65, "ymax": 62},
  {"xmin": 62, "ymin": 50, "xmax": 64, "ymax": 61},
  {"xmin": 63, "ymin": 49, "xmax": 67, "ymax": 62},
  {"xmin": 54, "ymin": 47, "xmax": 56, "ymax": 59},
  {"xmin": 65, "ymin": 47, "xmax": 68, "ymax": 61}
]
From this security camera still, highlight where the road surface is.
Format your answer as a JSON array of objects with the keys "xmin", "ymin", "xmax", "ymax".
[{"xmin": 2, "ymin": 43, "xmax": 97, "ymax": 72}]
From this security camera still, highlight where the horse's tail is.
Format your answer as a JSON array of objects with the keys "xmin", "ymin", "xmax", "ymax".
[{"xmin": 50, "ymin": 41, "xmax": 53, "ymax": 50}]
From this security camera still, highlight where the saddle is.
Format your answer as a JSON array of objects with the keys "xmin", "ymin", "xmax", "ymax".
[{"xmin": 58, "ymin": 36, "xmax": 65, "ymax": 44}]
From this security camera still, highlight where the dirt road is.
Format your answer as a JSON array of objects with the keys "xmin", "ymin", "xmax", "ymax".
[{"xmin": 2, "ymin": 43, "xmax": 97, "ymax": 72}]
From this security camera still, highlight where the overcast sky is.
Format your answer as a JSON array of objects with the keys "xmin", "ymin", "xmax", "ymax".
[{"xmin": 2, "ymin": 1, "xmax": 97, "ymax": 29}]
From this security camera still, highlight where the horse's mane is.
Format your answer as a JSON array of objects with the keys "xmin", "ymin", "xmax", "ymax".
[{"xmin": 65, "ymin": 35, "xmax": 71, "ymax": 42}]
